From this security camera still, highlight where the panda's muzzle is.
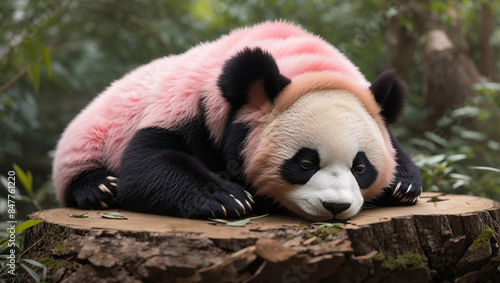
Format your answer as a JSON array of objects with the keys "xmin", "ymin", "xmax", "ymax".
[{"xmin": 322, "ymin": 202, "xmax": 351, "ymax": 215}]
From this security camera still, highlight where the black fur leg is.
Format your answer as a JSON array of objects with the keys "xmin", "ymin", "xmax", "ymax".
[
  {"xmin": 117, "ymin": 127, "xmax": 253, "ymax": 219},
  {"xmin": 372, "ymin": 129, "xmax": 422, "ymax": 206},
  {"xmin": 65, "ymin": 168, "xmax": 118, "ymax": 210}
]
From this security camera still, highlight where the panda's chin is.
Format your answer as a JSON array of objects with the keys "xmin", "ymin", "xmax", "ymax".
[
  {"xmin": 299, "ymin": 210, "xmax": 358, "ymax": 222},
  {"xmin": 285, "ymin": 199, "xmax": 361, "ymax": 222}
]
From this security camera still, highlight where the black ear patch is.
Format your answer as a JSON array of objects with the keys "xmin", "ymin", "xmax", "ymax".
[
  {"xmin": 369, "ymin": 70, "xmax": 407, "ymax": 124},
  {"xmin": 217, "ymin": 47, "xmax": 291, "ymax": 111}
]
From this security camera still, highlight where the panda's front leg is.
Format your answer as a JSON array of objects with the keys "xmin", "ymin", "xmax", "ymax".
[
  {"xmin": 373, "ymin": 129, "xmax": 422, "ymax": 206},
  {"xmin": 116, "ymin": 127, "xmax": 253, "ymax": 219}
]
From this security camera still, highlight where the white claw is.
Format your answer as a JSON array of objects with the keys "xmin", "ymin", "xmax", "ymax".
[
  {"xmin": 98, "ymin": 184, "xmax": 114, "ymax": 196},
  {"xmin": 245, "ymin": 191, "xmax": 255, "ymax": 204},
  {"xmin": 221, "ymin": 205, "xmax": 227, "ymax": 217},
  {"xmin": 245, "ymin": 200, "xmax": 252, "ymax": 211},
  {"xmin": 406, "ymin": 184, "xmax": 412, "ymax": 194},
  {"xmin": 211, "ymin": 210, "xmax": 215, "ymax": 218},
  {"xmin": 392, "ymin": 182, "xmax": 402, "ymax": 197},
  {"xmin": 106, "ymin": 176, "xmax": 118, "ymax": 181},
  {"xmin": 109, "ymin": 182, "xmax": 118, "ymax": 187},
  {"xmin": 234, "ymin": 209, "xmax": 241, "ymax": 218},
  {"xmin": 100, "ymin": 201, "xmax": 109, "ymax": 209},
  {"xmin": 233, "ymin": 198, "xmax": 246, "ymax": 214}
]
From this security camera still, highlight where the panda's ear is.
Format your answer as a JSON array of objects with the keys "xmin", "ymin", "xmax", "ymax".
[
  {"xmin": 369, "ymin": 70, "xmax": 407, "ymax": 124},
  {"xmin": 217, "ymin": 47, "xmax": 291, "ymax": 110}
]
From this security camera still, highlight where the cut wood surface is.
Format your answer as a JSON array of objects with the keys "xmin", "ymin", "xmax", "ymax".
[
  {"xmin": 21, "ymin": 192, "xmax": 500, "ymax": 283},
  {"xmin": 28, "ymin": 192, "xmax": 497, "ymax": 237}
]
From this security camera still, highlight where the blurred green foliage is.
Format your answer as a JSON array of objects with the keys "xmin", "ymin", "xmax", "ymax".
[{"xmin": 0, "ymin": 0, "xmax": 499, "ymax": 221}]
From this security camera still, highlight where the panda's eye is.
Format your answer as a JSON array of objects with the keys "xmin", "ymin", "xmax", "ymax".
[
  {"xmin": 299, "ymin": 160, "xmax": 316, "ymax": 170},
  {"xmin": 281, "ymin": 148, "xmax": 321, "ymax": 185},
  {"xmin": 350, "ymin": 151, "xmax": 378, "ymax": 189},
  {"xmin": 353, "ymin": 164, "xmax": 365, "ymax": 175}
]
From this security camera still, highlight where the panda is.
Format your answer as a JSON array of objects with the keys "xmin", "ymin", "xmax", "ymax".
[{"xmin": 52, "ymin": 21, "xmax": 422, "ymax": 221}]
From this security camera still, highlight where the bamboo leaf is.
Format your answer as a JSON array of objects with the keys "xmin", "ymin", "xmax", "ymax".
[
  {"xmin": 470, "ymin": 166, "xmax": 500, "ymax": 173},
  {"xmin": 246, "ymin": 214, "xmax": 269, "ymax": 220},
  {"xmin": 21, "ymin": 263, "xmax": 41, "ymax": 283},
  {"xmin": 14, "ymin": 219, "xmax": 45, "ymax": 234},
  {"xmin": 40, "ymin": 44, "xmax": 52, "ymax": 75},
  {"xmin": 310, "ymin": 222, "xmax": 344, "ymax": 227},
  {"xmin": 22, "ymin": 259, "xmax": 47, "ymax": 280},
  {"xmin": 102, "ymin": 212, "xmax": 128, "ymax": 219},
  {"xmin": 226, "ymin": 219, "xmax": 250, "ymax": 226},
  {"xmin": 13, "ymin": 164, "xmax": 32, "ymax": 194},
  {"xmin": 208, "ymin": 218, "xmax": 230, "ymax": 223},
  {"xmin": 69, "ymin": 212, "xmax": 89, "ymax": 218},
  {"xmin": 32, "ymin": 62, "xmax": 41, "ymax": 91}
]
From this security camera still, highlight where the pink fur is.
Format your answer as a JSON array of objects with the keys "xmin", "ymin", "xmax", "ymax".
[{"xmin": 53, "ymin": 20, "xmax": 370, "ymax": 202}]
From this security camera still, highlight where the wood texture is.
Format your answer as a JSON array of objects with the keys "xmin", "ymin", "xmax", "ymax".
[{"xmin": 21, "ymin": 193, "xmax": 500, "ymax": 282}]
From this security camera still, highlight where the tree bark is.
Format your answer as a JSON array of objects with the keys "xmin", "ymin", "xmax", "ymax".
[
  {"xmin": 409, "ymin": 1, "xmax": 482, "ymax": 128},
  {"xmin": 479, "ymin": 3, "xmax": 495, "ymax": 80},
  {"xmin": 19, "ymin": 193, "xmax": 500, "ymax": 282},
  {"xmin": 385, "ymin": 4, "xmax": 414, "ymax": 82}
]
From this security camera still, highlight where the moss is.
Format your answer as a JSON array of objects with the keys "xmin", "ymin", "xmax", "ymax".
[
  {"xmin": 318, "ymin": 225, "xmax": 338, "ymax": 237},
  {"xmin": 471, "ymin": 226, "xmax": 494, "ymax": 252},
  {"xmin": 285, "ymin": 236, "xmax": 294, "ymax": 241},
  {"xmin": 34, "ymin": 257, "xmax": 58, "ymax": 270},
  {"xmin": 53, "ymin": 241, "xmax": 65, "ymax": 254},
  {"xmin": 373, "ymin": 252, "xmax": 428, "ymax": 270}
]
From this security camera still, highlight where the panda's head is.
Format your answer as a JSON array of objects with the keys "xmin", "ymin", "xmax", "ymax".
[{"xmin": 218, "ymin": 48, "xmax": 406, "ymax": 221}]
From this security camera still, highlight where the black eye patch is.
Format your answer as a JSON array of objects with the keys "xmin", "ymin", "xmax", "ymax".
[
  {"xmin": 351, "ymin": 151, "xmax": 378, "ymax": 189},
  {"xmin": 281, "ymin": 148, "xmax": 320, "ymax": 184}
]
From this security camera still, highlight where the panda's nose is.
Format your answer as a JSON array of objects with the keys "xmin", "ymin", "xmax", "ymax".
[{"xmin": 323, "ymin": 202, "xmax": 351, "ymax": 215}]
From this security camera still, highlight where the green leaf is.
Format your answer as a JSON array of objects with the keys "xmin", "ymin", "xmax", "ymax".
[
  {"xmin": 40, "ymin": 44, "xmax": 52, "ymax": 75},
  {"xmin": 424, "ymin": 132, "xmax": 449, "ymax": 147},
  {"xmin": 209, "ymin": 214, "xmax": 269, "ymax": 226},
  {"xmin": 310, "ymin": 222, "xmax": 344, "ymax": 227},
  {"xmin": 31, "ymin": 62, "xmax": 41, "ymax": 91},
  {"xmin": 446, "ymin": 154, "xmax": 468, "ymax": 163},
  {"xmin": 69, "ymin": 212, "xmax": 89, "ymax": 218},
  {"xmin": 208, "ymin": 218, "xmax": 230, "ymax": 223},
  {"xmin": 13, "ymin": 164, "xmax": 33, "ymax": 194},
  {"xmin": 246, "ymin": 214, "xmax": 269, "ymax": 220},
  {"xmin": 22, "ymin": 259, "xmax": 47, "ymax": 280},
  {"xmin": 460, "ymin": 130, "xmax": 486, "ymax": 141},
  {"xmin": 21, "ymin": 263, "xmax": 41, "ymax": 283},
  {"xmin": 102, "ymin": 212, "xmax": 128, "ymax": 219},
  {"xmin": 15, "ymin": 219, "xmax": 45, "ymax": 234},
  {"xmin": 0, "ymin": 239, "xmax": 8, "ymax": 249},
  {"xmin": 450, "ymin": 106, "xmax": 481, "ymax": 118},
  {"xmin": 226, "ymin": 219, "xmax": 250, "ymax": 226},
  {"xmin": 417, "ymin": 154, "xmax": 446, "ymax": 167},
  {"xmin": 470, "ymin": 166, "xmax": 500, "ymax": 173}
]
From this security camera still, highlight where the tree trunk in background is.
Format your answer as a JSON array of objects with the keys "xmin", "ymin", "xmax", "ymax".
[
  {"xmin": 409, "ymin": 1, "xmax": 482, "ymax": 128},
  {"xmin": 385, "ymin": 7, "xmax": 414, "ymax": 82},
  {"xmin": 480, "ymin": 3, "xmax": 495, "ymax": 80}
]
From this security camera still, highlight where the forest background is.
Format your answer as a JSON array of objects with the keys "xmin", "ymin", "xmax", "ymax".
[{"xmin": 1, "ymin": 0, "xmax": 499, "ymax": 220}]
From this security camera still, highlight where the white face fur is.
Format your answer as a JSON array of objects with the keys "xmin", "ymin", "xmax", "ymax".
[{"xmin": 253, "ymin": 90, "xmax": 393, "ymax": 221}]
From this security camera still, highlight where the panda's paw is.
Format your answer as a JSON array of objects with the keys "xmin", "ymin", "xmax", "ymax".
[
  {"xmin": 94, "ymin": 176, "xmax": 119, "ymax": 209},
  {"xmin": 390, "ymin": 180, "xmax": 422, "ymax": 205},
  {"xmin": 372, "ymin": 178, "xmax": 422, "ymax": 207},
  {"xmin": 198, "ymin": 183, "xmax": 254, "ymax": 219},
  {"xmin": 74, "ymin": 175, "xmax": 119, "ymax": 210}
]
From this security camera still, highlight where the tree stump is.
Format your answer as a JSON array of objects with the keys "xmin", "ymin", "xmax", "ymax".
[{"xmin": 21, "ymin": 192, "xmax": 500, "ymax": 282}]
